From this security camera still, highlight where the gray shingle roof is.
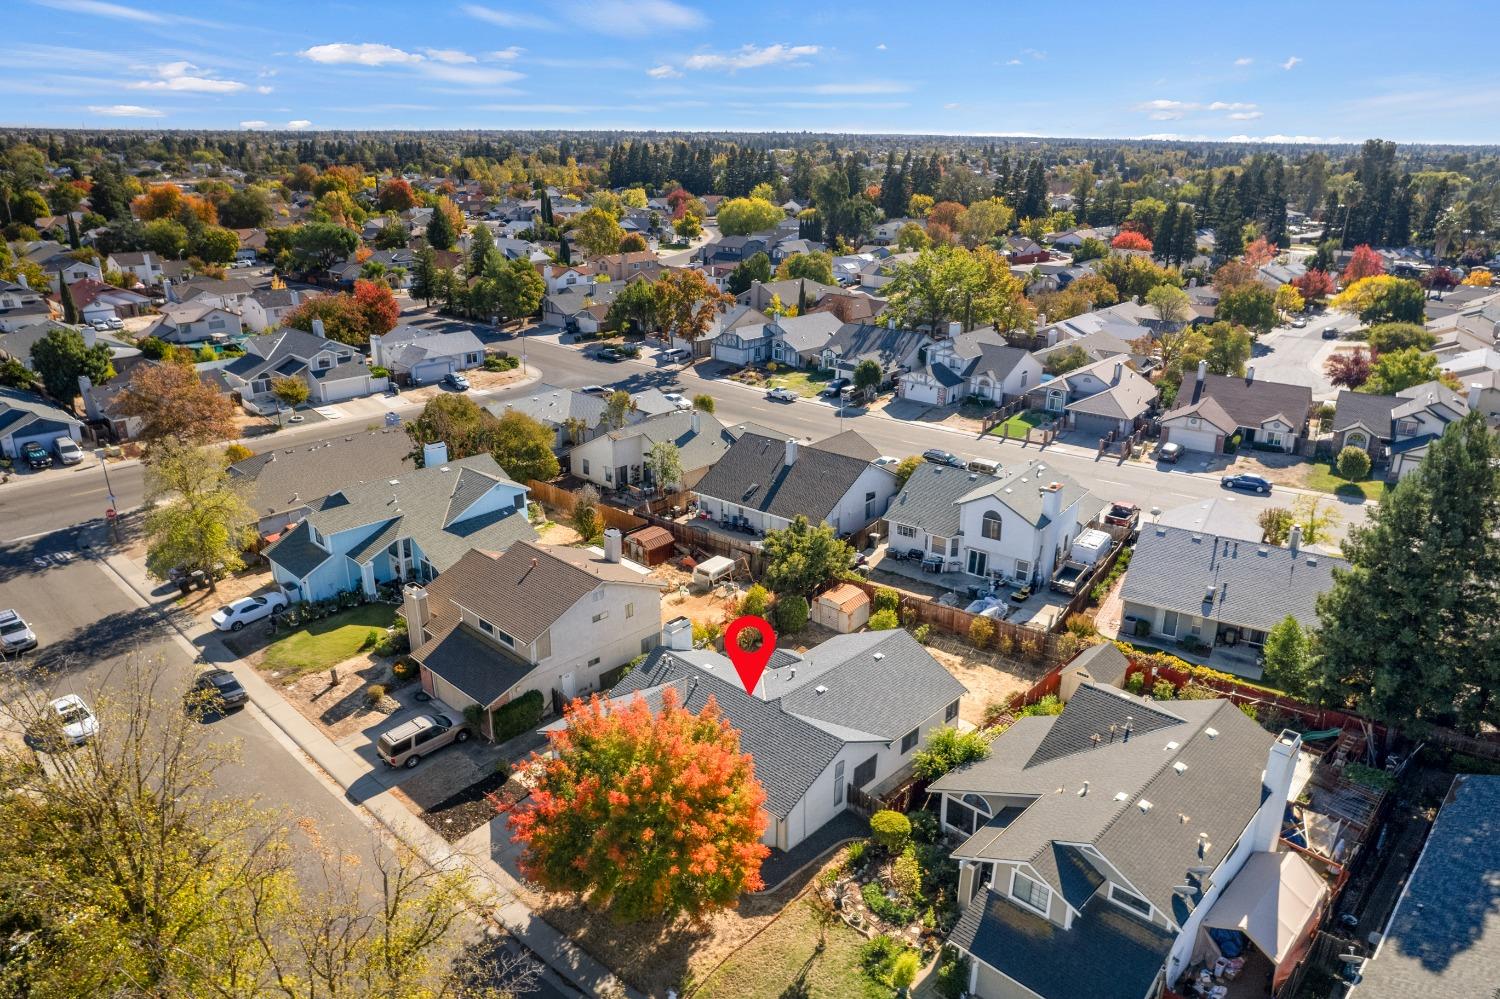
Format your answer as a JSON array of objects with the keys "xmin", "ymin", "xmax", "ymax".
[
  {"xmin": 1064, "ymin": 642, "xmax": 1131, "ymax": 688},
  {"xmin": 824, "ymin": 322, "xmax": 930, "ymax": 368},
  {"xmin": 229, "ymin": 429, "xmax": 413, "ymax": 519},
  {"xmin": 1122, "ymin": 525, "xmax": 1348, "ymax": 632},
  {"xmin": 262, "ymin": 520, "xmax": 331, "ymax": 578},
  {"xmin": 493, "ymin": 383, "xmax": 608, "ymax": 429},
  {"xmin": 411, "ymin": 614, "xmax": 536, "ymax": 706},
  {"xmin": 1353, "ymin": 774, "xmax": 1500, "ymax": 999},
  {"xmin": 606, "ymin": 409, "xmax": 741, "ymax": 473},
  {"xmin": 957, "ymin": 459, "xmax": 1093, "ymax": 529},
  {"xmin": 1167, "ymin": 371, "xmax": 1312, "ymax": 430},
  {"xmin": 950, "ymin": 891, "xmax": 1175, "ymax": 999},
  {"xmin": 692, "ymin": 431, "xmax": 884, "ymax": 524},
  {"xmin": 1332, "ymin": 389, "xmax": 1401, "ymax": 436},
  {"xmin": 772, "ymin": 311, "xmax": 842, "ymax": 353},
  {"xmin": 887, "ymin": 462, "xmax": 995, "ymax": 538},
  {"xmin": 0, "ymin": 387, "xmax": 82, "ymax": 442}
]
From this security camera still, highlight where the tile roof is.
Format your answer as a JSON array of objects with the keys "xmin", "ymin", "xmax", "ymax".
[
  {"xmin": 1167, "ymin": 371, "xmax": 1313, "ymax": 430},
  {"xmin": 1122, "ymin": 524, "xmax": 1348, "ymax": 633},
  {"xmin": 229, "ymin": 429, "xmax": 413, "ymax": 519},
  {"xmin": 692, "ymin": 430, "xmax": 883, "ymax": 523},
  {"xmin": 1353, "ymin": 774, "xmax": 1500, "ymax": 999}
]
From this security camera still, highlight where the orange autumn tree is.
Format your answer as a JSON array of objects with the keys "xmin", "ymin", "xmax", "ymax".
[
  {"xmin": 1243, "ymin": 237, "xmax": 1277, "ymax": 267},
  {"xmin": 352, "ymin": 278, "xmax": 399, "ymax": 336},
  {"xmin": 1343, "ymin": 243, "xmax": 1385, "ymax": 283},
  {"xmin": 1111, "ymin": 229, "xmax": 1153, "ymax": 252},
  {"xmin": 507, "ymin": 687, "xmax": 769, "ymax": 923}
]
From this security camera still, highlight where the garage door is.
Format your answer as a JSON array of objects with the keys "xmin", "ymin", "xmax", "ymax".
[
  {"xmin": 1168, "ymin": 426, "xmax": 1220, "ymax": 453},
  {"xmin": 411, "ymin": 359, "xmax": 455, "ymax": 385},
  {"xmin": 1072, "ymin": 413, "xmax": 1121, "ymax": 438}
]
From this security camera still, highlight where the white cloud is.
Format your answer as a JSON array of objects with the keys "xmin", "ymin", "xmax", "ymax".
[
  {"xmin": 647, "ymin": 64, "xmax": 681, "ymax": 79},
  {"xmin": 256, "ymin": 85, "xmax": 274, "ymax": 94},
  {"xmin": 32, "ymin": 0, "xmax": 161, "ymax": 23},
  {"xmin": 488, "ymin": 46, "xmax": 524, "ymax": 61},
  {"xmin": 240, "ymin": 119, "xmax": 268, "ymax": 129},
  {"xmin": 1228, "ymin": 110, "xmax": 1264, "ymax": 120},
  {"xmin": 461, "ymin": 3, "xmax": 551, "ymax": 29},
  {"xmin": 1208, "ymin": 101, "xmax": 1257, "ymax": 111},
  {"xmin": 1006, "ymin": 58, "xmax": 1022, "ymax": 65},
  {"xmin": 943, "ymin": 102, "xmax": 960, "ymax": 109},
  {"xmin": 422, "ymin": 48, "xmax": 477, "ymax": 64},
  {"xmin": 1281, "ymin": 56, "xmax": 1301, "ymax": 70},
  {"xmin": 127, "ymin": 61, "xmax": 246, "ymax": 93},
  {"xmin": 287, "ymin": 119, "xmax": 312, "ymax": 130},
  {"xmin": 300, "ymin": 43, "xmax": 423, "ymax": 66},
  {"xmin": 876, "ymin": 43, "xmax": 887, "ymax": 51},
  {"xmin": 420, "ymin": 63, "xmax": 523, "ymax": 85},
  {"xmin": 680, "ymin": 43, "xmax": 820, "ymax": 72},
  {"xmin": 1136, "ymin": 98, "xmax": 1259, "ymax": 121},
  {"xmin": 1234, "ymin": 57, "xmax": 1253, "ymax": 66},
  {"xmin": 89, "ymin": 103, "xmax": 164, "ymax": 117},
  {"xmin": 463, "ymin": 0, "xmax": 704, "ymax": 36}
]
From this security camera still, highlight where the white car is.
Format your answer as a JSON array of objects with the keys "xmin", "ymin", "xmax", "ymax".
[
  {"xmin": 662, "ymin": 392, "xmax": 691, "ymax": 411},
  {"xmin": 579, "ymin": 385, "xmax": 608, "ymax": 396},
  {"xmin": 105, "ymin": 317, "xmax": 124, "ymax": 330},
  {"xmin": 873, "ymin": 455, "xmax": 901, "ymax": 468},
  {"xmin": 54, "ymin": 437, "xmax": 83, "ymax": 466},
  {"xmin": 766, "ymin": 387, "xmax": 798, "ymax": 402},
  {"xmin": 0, "ymin": 609, "xmax": 37, "ymax": 655},
  {"xmin": 210, "ymin": 591, "xmax": 289, "ymax": 632},
  {"xmin": 40, "ymin": 694, "xmax": 98, "ymax": 747}
]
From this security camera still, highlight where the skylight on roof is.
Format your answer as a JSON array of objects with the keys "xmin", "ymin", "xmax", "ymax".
[{"xmin": 1114, "ymin": 791, "xmax": 1129, "ymax": 802}]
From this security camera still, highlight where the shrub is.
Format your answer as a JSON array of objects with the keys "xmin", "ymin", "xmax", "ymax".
[
  {"xmin": 1124, "ymin": 671, "xmax": 1145, "ymax": 695},
  {"xmin": 223, "ymin": 443, "xmax": 253, "ymax": 464},
  {"xmin": 1065, "ymin": 613, "xmax": 1097, "ymax": 637},
  {"xmin": 873, "ymin": 587, "xmax": 901, "ymax": 614},
  {"xmin": 369, "ymin": 365, "xmax": 391, "ymax": 378},
  {"xmin": 138, "ymin": 335, "xmax": 168, "ymax": 359},
  {"xmin": 774, "ymin": 594, "xmax": 809, "ymax": 633},
  {"xmin": 1336, "ymin": 445, "xmax": 1372, "ymax": 481},
  {"xmin": 890, "ymin": 950, "xmax": 920, "ymax": 990},
  {"xmin": 935, "ymin": 946, "xmax": 972, "ymax": 999},
  {"xmin": 968, "ymin": 615, "xmax": 995, "ymax": 648},
  {"xmin": 913, "ymin": 623, "xmax": 931, "ymax": 643},
  {"xmin": 391, "ymin": 657, "xmax": 418, "ymax": 682},
  {"xmin": 1017, "ymin": 695, "xmax": 1063, "ymax": 718},
  {"xmin": 870, "ymin": 809, "xmax": 911, "ymax": 854},
  {"xmin": 845, "ymin": 839, "xmax": 868, "ymax": 867},
  {"xmin": 738, "ymin": 583, "xmax": 771, "ymax": 618},
  {"xmin": 692, "ymin": 619, "xmax": 723, "ymax": 647},
  {"xmin": 1239, "ymin": 701, "xmax": 1259, "ymax": 721},
  {"xmin": 1133, "ymin": 618, "xmax": 1152, "ymax": 638},
  {"xmin": 1152, "ymin": 678, "xmax": 1179, "ymax": 700},
  {"xmin": 492, "ymin": 689, "xmax": 545, "ymax": 742},
  {"xmin": 908, "ymin": 809, "xmax": 940, "ymax": 844},
  {"xmin": 868, "ymin": 608, "xmax": 900, "ymax": 631},
  {"xmin": 483, "ymin": 354, "xmax": 519, "ymax": 372},
  {"xmin": 995, "ymin": 632, "xmax": 1017, "ymax": 657},
  {"xmin": 912, "ymin": 726, "xmax": 991, "ymax": 780},
  {"xmin": 860, "ymin": 934, "xmax": 904, "ymax": 974},
  {"xmin": 860, "ymin": 884, "xmax": 918, "ymax": 928},
  {"xmin": 891, "ymin": 844, "xmax": 923, "ymax": 902},
  {"xmin": 364, "ymin": 683, "xmax": 387, "ymax": 707}
]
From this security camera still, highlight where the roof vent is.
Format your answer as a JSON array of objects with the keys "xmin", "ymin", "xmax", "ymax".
[
  {"xmin": 872, "ymin": 652, "xmax": 885, "ymax": 660},
  {"xmin": 1190, "ymin": 534, "xmax": 1202, "ymax": 543},
  {"xmin": 1205, "ymin": 726, "xmax": 1219, "ymax": 740},
  {"xmin": 1257, "ymin": 547, "xmax": 1268, "ymax": 556},
  {"xmin": 1173, "ymin": 761, "xmax": 1188, "ymax": 774},
  {"xmin": 815, "ymin": 685, "xmax": 828, "ymax": 695},
  {"xmin": 1138, "ymin": 799, "xmax": 1153, "ymax": 813},
  {"xmin": 1164, "ymin": 740, "xmax": 1179, "ymax": 751},
  {"xmin": 1306, "ymin": 556, "xmax": 1319, "ymax": 566},
  {"xmin": 388, "ymin": 479, "xmax": 400, "ymax": 485},
  {"xmin": 1179, "ymin": 812, "xmax": 1191, "ymax": 824},
  {"xmin": 1114, "ymin": 791, "xmax": 1129, "ymax": 802},
  {"xmin": 1078, "ymin": 780, "xmax": 1090, "ymax": 797},
  {"xmin": 968, "ymin": 473, "xmax": 977, "ymax": 480},
  {"xmin": 1155, "ymin": 526, "xmax": 1166, "ymax": 536},
  {"xmin": 439, "ymin": 466, "xmax": 450, "ymax": 473}
]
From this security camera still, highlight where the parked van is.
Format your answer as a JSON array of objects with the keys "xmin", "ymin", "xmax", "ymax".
[
  {"xmin": 967, "ymin": 458, "xmax": 1000, "ymax": 475},
  {"xmin": 376, "ymin": 712, "xmax": 469, "ymax": 769},
  {"xmin": 660, "ymin": 347, "xmax": 690, "ymax": 364}
]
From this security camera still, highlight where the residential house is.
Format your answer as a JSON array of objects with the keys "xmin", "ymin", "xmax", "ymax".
[
  {"xmin": 871, "ymin": 218, "xmax": 915, "ymax": 245},
  {"xmin": 264, "ymin": 453, "xmax": 536, "ymax": 602},
  {"xmin": 691, "ymin": 430, "xmax": 898, "ymax": 536},
  {"xmin": 220, "ymin": 324, "xmax": 385, "ymax": 412},
  {"xmin": 674, "ymin": 303, "xmax": 768, "ymax": 358},
  {"xmin": 900, "ymin": 326, "xmax": 1042, "ymax": 407},
  {"xmin": 492, "ymin": 384, "xmax": 610, "ymax": 450},
  {"xmin": 240, "ymin": 288, "xmax": 317, "ymax": 333},
  {"xmin": 151, "ymin": 301, "xmax": 243, "ymax": 344},
  {"xmin": 0, "ymin": 279, "xmax": 54, "ymax": 332},
  {"xmin": 608, "ymin": 627, "xmax": 966, "ymax": 850},
  {"xmin": 0, "ymin": 386, "xmax": 84, "ymax": 459},
  {"xmin": 885, "ymin": 460, "xmax": 1103, "ymax": 585},
  {"xmin": 1256, "ymin": 260, "xmax": 1306, "ymax": 288},
  {"xmin": 64, "ymin": 278, "xmax": 152, "ymax": 323},
  {"xmin": 23, "ymin": 241, "xmax": 100, "ymax": 292},
  {"xmin": 1031, "ymin": 328, "xmax": 1142, "ymax": 371},
  {"xmin": 695, "ymin": 233, "xmax": 771, "ymax": 267},
  {"xmin": 934, "ymin": 681, "xmax": 1314, "ymax": 999},
  {"xmin": 628, "ymin": 387, "xmax": 688, "ymax": 418},
  {"xmin": 1331, "ymin": 381, "xmax": 1468, "ymax": 479},
  {"xmin": 539, "ymin": 281, "xmax": 621, "ymax": 334},
  {"xmin": 858, "ymin": 252, "xmax": 917, "ymax": 291},
  {"xmin": 369, "ymin": 324, "xmax": 486, "ymax": 385},
  {"xmin": 809, "ymin": 287, "xmax": 885, "ymax": 325},
  {"xmin": 819, "ymin": 321, "xmax": 932, "ymax": 382},
  {"xmin": 737, "ymin": 278, "xmax": 841, "ymax": 315},
  {"xmin": 767, "ymin": 311, "xmax": 842, "ymax": 368},
  {"xmin": 710, "ymin": 321, "xmax": 776, "ymax": 366},
  {"xmin": 569, "ymin": 409, "xmax": 738, "ymax": 491},
  {"xmin": 538, "ymin": 263, "xmax": 598, "ymax": 295},
  {"xmin": 1029, "ymin": 356, "xmax": 1158, "ymax": 438},
  {"xmin": 172, "ymin": 276, "xmax": 255, "ymax": 311},
  {"xmin": 1121, "ymin": 524, "xmax": 1347, "ymax": 668},
  {"xmin": 1004, "ymin": 236, "xmax": 1051, "ymax": 265},
  {"xmin": 593, "ymin": 250, "xmax": 659, "ymax": 281},
  {"xmin": 227, "ymin": 427, "xmax": 413, "ymax": 536},
  {"xmin": 1160, "ymin": 364, "xmax": 1312, "ymax": 454},
  {"xmin": 105, "ymin": 251, "xmax": 164, "ymax": 287},
  {"xmin": 405, "ymin": 539, "xmax": 663, "ymax": 722},
  {"xmin": 232, "ymin": 228, "xmax": 266, "ymax": 261},
  {"xmin": 1348, "ymin": 774, "xmax": 1500, "ymax": 999}
]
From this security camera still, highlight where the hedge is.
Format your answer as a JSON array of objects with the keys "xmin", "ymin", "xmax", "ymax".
[{"xmin": 491, "ymin": 689, "xmax": 545, "ymax": 742}]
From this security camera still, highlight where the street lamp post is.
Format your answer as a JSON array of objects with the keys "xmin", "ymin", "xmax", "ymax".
[{"xmin": 94, "ymin": 447, "xmax": 118, "ymax": 541}]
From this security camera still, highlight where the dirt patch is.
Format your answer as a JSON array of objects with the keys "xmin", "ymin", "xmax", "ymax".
[
  {"xmin": 272, "ymin": 652, "xmax": 408, "ymax": 741},
  {"xmin": 401, "ymin": 366, "xmax": 529, "ymax": 404},
  {"xmin": 925, "ymin": 641, "xmax": 1037, "ymax": 725},
  {"xmin": 416, "ymin": 769, "xmax": 523, "ymax": 843},
  {"xmin": 1227, "ymin": 450, "xmax": 1311, "ymax": 488},
  {"xmin": 534, "ymin": 520, "xmax": 582, "ymax": 545},
  {"xmin": 651, "ymin": 563, "xmax": 739, "ymax": 628}
]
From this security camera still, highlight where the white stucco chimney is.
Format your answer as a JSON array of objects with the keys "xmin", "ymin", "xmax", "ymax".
[
  {"xmin": 1112, "ymin": 362, "xmax": 1123, "ymax": 385},
  {"xmin": 947, "ymin": 320, "xmax": 962, "ymax": 338},
  {"xmin": 1245, "ymin": 366, "xmax": 1255, "ymax": 385},
  {"xmin": 311, "ymin": 317, "xmax": 326, "ymax": 338},
  {"xmin": 603, "ymin": 527, "xmax": 622, "ymax": 563},
  {"xmin": 690, "ymin": 410, "xmax": 700, "ymax": 434},
  {"xmin": 1253, "ymin": 730, "xmax": 1303, "ymax": 848},
  {"xmin": 422, "ymin": 441, "xmax": 448, "ymax": 468},
  {"xmin": 1469, "ymin": 383, "xmax": 1483, "ymax": 411},
  {"xmin": 1196, "ymin": 359, "xmax": 1208, "ymax": 383},
  {"xmin": 784, "ymin": 437, "xmax": 798, "ymax": 467},
  {"xmin": 1041, "ymin": 481, "xmax": 1063, "ymax": 523},
  {"xmin": 1288, "ymin": 524, "xmax": 1302, "ymax": 556},
  {"xmin": 662, "ymin": 615, "xmax": 693, "ymax": 651},
  {"xmin": 402, "ymin": 582, "xmax": 430, "ymax": 645}
]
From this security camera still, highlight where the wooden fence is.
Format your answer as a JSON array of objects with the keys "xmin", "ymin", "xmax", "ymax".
[
  {"xmin": 525, "ymin": 479, "xmax": 647, "ymax": 535},
  {"xmin": 838, "ymin": 577, "xmax": 1065, "ymax": 667}
]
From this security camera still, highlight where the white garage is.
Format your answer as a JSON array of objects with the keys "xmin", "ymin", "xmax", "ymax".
[
  {"xmin": 0, "ymin": 388, "xmax": 83, "ymax": 460},
  {"xmin": 1162, "ymin": 418, "xmax": 1224, "ymax": 453}
]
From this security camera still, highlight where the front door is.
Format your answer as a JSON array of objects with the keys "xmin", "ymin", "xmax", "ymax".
[
  {"xmin": 560, "ymin": 671, "xmax": 577, "ymax": 699},
  {"xmin": 1162, "ymin": 610, "xmax": 1179, "ymax": 637},
  {"xmin": 967, "ymin": 549, "xmax": 988, "ymax": 577}
]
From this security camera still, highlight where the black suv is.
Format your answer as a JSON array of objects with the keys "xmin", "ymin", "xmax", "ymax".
[{"xmin": 21, "ymin": 441, "xmax": 51, "ymax": 470}]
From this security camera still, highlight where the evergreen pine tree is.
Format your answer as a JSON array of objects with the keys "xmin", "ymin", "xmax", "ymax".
[
  {"xmin": 66, "ymin": 212, "xmax": 80, "ymax": 250},
  {"xmin": 1173, "ymin": 209, "xmax": 1197, "ymax": 266},
  {"xmin": 59, "ymin": 277, "xmax": 79, "ymax": 325},
  {"xmin": 1157, "ymin": 202, "xmax": 1179, "ymax": 263}
]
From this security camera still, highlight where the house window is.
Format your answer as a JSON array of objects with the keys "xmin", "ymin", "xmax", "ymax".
[
  {"xmin": 1011, "ymin": 871, "xmax": 1051, "ymax": 916},
  {"xmin": 864, "ymin": 491, "xmax": 877, "ymax": 519},
  {"xmin": 945, "ymin": 700, "xmax": 959, "ymax": 722},
  {"xmin": 582, "ymin": 459, "xmax": 591, "ymax": 476},
  {"xmin": 317, "ymin": 356, "xmax": 332, "ymax": 370},
  {"xmin": 1108, "ymin": 883, "xmax": 1152, "ymax": 918},
  {"xmin": 478, "ymin": 619, "xmax": 515, "ymax": 647},
  {"xmin": 592, "ymin": 611, "xmax": 608, "ymax": 623},
  {"xmin": 896, "ymin": 524, "xmax": 917, "ymax": 538},
  {"xmin": 900, "ymin": 728, "xmax": 919, "ymax": 754},
  {"xmin": 625, "ymin": 602, "xmax": 634, "ymax": 619},
  {"xmin": 852, "ymin": 754, "xmax": 877, "ymax": 789},
  {"xmin": 950, "ymin": 537, "xmax": 960, "ymax": 556},
  {"xmin": 981, "ymin": 511, "xmax": 1002, "ymax": 541},
  {"xmin": 834, "ymin": 760, "xmax": 845, "ymax": 805},
  {"xmin": 587, "ymin": 656, "xmax": 600, "ymax": 668},
  {"xmin": 931, "ymin": 535, "xmax": 947, "ymax": 555},
  {"xmin": 944, "ymin": 792, "xmax": 992, "ymax": 835},
  {"xmin": 1397, "ymin": 419, "xmax": 1418, "ymax": 436},
  {"xmin": 1014, "ymin": 560, "xmax": 1031, "ymax": 582}
]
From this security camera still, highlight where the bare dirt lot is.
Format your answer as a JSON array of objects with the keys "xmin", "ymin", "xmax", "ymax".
[
  {"xmin": 925, "ymin": 638, "xmax": 1044, "ymax": 725},
  {"xmin": 400, "ymin": 365, "xmax": 529, "ymax": 403}
]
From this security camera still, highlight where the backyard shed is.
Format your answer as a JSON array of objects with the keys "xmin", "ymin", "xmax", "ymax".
[
  {"xmin": 624, "ymin": 524, "xmax": 675, "ymax": 566},
  {"xmin": 811, "ymin": 583, "xmax": 871, "ymax": 633}
]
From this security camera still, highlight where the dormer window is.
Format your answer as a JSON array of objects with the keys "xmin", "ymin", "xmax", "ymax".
[
  {"xmin": 1107, "ymin": 883, "xmax": 1152, "ymax": 918},
  {"xmin": 1010, "ymin": 871, "xmax": 1051, "ymax": 916}
]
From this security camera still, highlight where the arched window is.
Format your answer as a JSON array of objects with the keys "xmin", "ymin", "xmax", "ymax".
[
  {"xmin": 1347, "ymin": 431, "xmax": 1368, "ymax": 450},
  {"xmin": 982, "ymin": 510, "xmax": 1002, "ymax": 541},
  {"xmin": 946, "ymin": 792, "xmax": 993, "ymax": 835}
]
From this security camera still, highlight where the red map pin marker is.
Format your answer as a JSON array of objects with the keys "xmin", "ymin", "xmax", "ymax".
[{"xmin": 723, "ymin": 615, "xmax": 776, "ymax": 696}]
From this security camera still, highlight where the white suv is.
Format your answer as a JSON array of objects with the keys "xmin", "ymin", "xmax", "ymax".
[{"xmin": 0, "ymin": 610, "xmax": 37, "ymax": 655}]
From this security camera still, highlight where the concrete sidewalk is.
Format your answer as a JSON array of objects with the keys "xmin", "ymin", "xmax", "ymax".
[{"xmin": 93, "ymin": 538, "xmax": 638, "ymax": 999}]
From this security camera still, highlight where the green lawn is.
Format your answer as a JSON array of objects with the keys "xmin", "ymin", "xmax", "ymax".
[
  {"xmin": 767, "ymin": 367, "xmax": 835, "ymax": 397},
  {"xmin": 988, "ymin": 409, "xmax": 1052, "ymax": 437},
  {"xmin": 1304, "ymin": 461, "xmax": 1387, "ymax": 503},
  {"xmin": 261, "ymin": 603, "xmax": 397, "ymax": 675},
  {"xmin": 696, "ymin": 897, "xmax": 896, "ymax": 999}
]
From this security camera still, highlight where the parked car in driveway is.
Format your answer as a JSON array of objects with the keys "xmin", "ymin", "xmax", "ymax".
[
  {"xmin": 376, "ymin": 712, "xmax": 469, "ymax": 769},
  {"xmin": 210, "ymin": 591, "xmax": 289, "ymax": 632},
  {"xmin": 923, "ymin": 448, "xmax": 966, "ymax": 468},
  {"xmin": 1288, "ymin": 316, "xmax": 1307, "ymax": 329},
  {"xmin": 33, "ymin": 694, "xmax": 98, "ymax": 748},
  {"xmin": 0, "ymin": 609, "xmax": 37, "ymax": 655},
  {"xmin": 766, "ymin": 386, "xmax": 798, "ymax": 402},
  {"xmin": 441, "ymin": 372, "xmax": 470, "ymax": 391},
  {"xmin": 22, "ymin": 441, "xmax": 51, "ymax": 470},
  {"xmin": 873, "ymin": 455, "xmax": 900, "ymax": 468},
  {"xmin": 1221, "ymin": 473, "xmax": 1273, "ymax": 495},
  {"xmin": 54, "ymin": 437, "xmax": 83, "ymax": 465},
  {"xmin": 187, "ymin": 668, "xmax": 249, "ymax": 715},
  {"xmin": 1157, "ymin": 441, "xmax": 1184, "ymax": 464}
]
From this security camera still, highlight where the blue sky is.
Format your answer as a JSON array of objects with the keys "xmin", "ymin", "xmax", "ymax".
[{"xmin": 4, "ymin": 0, "xmax": 1495, "ymax": 143}]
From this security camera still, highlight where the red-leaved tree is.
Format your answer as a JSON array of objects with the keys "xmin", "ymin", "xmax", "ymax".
[
  {"xmin": 1343, "ymin": 244, "xmax": 1385, "ymax": 284},
  {"xmin": 1292, "ymin": 268, "xmax": 1335, "ymax": 304},
  {"xmin": 1112, "ymin": 230, "xmax": 1154, "ymax": 252},
  {"xmin": 506, "ymin": 687, "xmax": 769, "ymax": 923},
  {"xmin": 1325, "ymin": 348, "xmax": 1375, "ymax": 390},
  {"xmin": 353, "ymin": 278, "xmax": 400, "ymax": 337},
  {"xmin": 376, "ymin": 178, "xmax": 417, "ymax": 213},
  {"xmin": 1422, "ymin": 266, "xmax": 1458, "ymax": 291},
  {"xmin": 1243, "ymin": 238, "xmax": 1277, "ymax": 268}
]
